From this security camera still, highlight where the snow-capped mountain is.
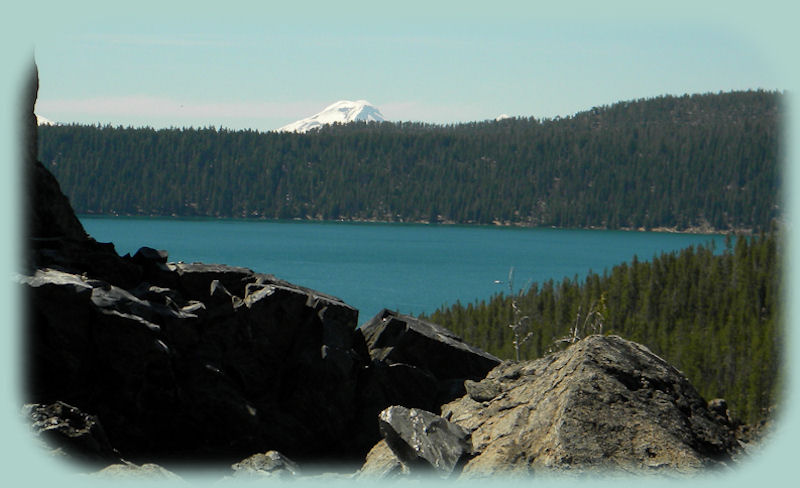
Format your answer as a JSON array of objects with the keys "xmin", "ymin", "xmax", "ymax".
[
  {"xmin": 36, "ymin": 114, "xmax": 55, "ymax": 126},
  {"xmin": 277, "ymin": 100, "xmax": 385, "ymax": 133}
]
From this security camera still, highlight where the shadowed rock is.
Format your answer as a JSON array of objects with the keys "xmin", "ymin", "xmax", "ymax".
[
  {"xmin": 20, "ymin": 262, "xmax": 367, "ymax": 464},
  {"xmin": 357, "ymin": 309, "xmax": 501, "ymax": 412},
  {"xmin": 350, "ymin": 310, "xmax": 501, "ymax": 455},
  {"xmin": 360, "ymin": 309, "xmax": 501, "ymax": 383}
]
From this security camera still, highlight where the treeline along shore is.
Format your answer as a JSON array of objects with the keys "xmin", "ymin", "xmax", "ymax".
[{"xmin": 39, "ymin": 90, "xmax": 781, "ymax": 232}]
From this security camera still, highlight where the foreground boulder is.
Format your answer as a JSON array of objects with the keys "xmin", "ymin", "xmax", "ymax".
[
  {"xmin": 441, "ymin": 335, "xmax": 739, "ymax": 475},
  {"xmin": 377, "ymin": 406, "xmax": 472, "ymax": 477}
]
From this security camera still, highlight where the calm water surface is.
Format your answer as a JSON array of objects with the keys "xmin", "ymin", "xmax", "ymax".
[{"xmin": 80, "ymin": 217, "xmax": 724, "ymax": 325}]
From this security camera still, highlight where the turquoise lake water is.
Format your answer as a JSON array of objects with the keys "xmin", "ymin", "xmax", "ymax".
[{"xmin": 80, "ymin": 217, "xmax": 725, "ymax": 325}]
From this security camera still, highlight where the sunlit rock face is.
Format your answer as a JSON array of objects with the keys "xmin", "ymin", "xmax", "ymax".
[{"xmin": 441, "ymin": 335, "xmax": 739, "ymax": 476}]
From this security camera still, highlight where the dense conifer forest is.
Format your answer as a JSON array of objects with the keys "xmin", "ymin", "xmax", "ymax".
[
  {"xmin": 422, "ymin": 230, "xmax": 781, "ymax": 425},
  {"xmin": 39, "ymin": 90, "xmax": 781, "ymax": 231}
]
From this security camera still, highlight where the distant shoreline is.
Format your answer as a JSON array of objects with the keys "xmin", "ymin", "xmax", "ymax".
[{"xmin": 77, "ymin": 212, "xmax": 749, "ymax": 236}]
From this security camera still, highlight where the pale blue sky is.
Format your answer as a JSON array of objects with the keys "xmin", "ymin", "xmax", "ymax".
[{"xmin": 25, "ymin": 1, "xmax": 788, "ymax": 132}]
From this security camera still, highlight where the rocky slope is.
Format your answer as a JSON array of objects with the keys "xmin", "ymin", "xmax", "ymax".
[{"xmin": 20, "ymin": 257, "xmax": 498, "ymax": 467}]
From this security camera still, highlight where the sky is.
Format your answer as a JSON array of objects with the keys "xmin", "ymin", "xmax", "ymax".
[{"xmin": 21, "ymin": 1, "xmax": 790, "ymax": 132}]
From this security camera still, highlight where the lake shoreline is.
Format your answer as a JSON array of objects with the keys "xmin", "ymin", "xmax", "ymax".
[{"xmin": 78, "ymin": 212, "xmax": 744, "ymax": 236}]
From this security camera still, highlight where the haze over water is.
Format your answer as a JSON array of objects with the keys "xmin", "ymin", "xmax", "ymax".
[{"xmin": 81, "ymin": 217, "xmax": 725, "ymax": 325}]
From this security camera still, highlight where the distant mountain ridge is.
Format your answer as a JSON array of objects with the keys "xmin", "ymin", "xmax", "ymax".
[
  {"xmin": 38, "ymin": 90, "xmax": 781, "ymax": 232},
  {"xmin": 277, "ymin": 100, "xmax": 385, "ymax": 133}
]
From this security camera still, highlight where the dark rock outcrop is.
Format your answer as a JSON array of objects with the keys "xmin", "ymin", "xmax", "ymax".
[
  {"xmin": 359, "ymin": 309, "xmax": 501, "ymax": 390},
  {"xmin": 349, "ymin": 310, "xmax": 501, "ymax": 455},
  {"xmin": 357, "ymin": 310, "xmax": 501, "ymax": 412},
  {"xmin": 20, "ymin": 262, "xmax": 366, "ymax": 464},
  {"xmin": 20, "ymin": 257, "xmax": 500, "ymax": 469},
  {"xmin": 440, "ymin": 335, "xmax": 739, "ymax": 476},
  {"xmin": 21, "ymin": 257, "xmax": 503, "ymax": 467}
]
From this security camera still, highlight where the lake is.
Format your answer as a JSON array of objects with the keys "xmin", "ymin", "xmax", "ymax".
[{"xmin": 80, "ymin": 217, "xmax": 725, "ymax": 325}]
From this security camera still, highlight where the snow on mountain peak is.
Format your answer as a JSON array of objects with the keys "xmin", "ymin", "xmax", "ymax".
[
  {"xmin": 36, "ymin": 114, "xmax": 55, "ymax": 126},
  {"xmin": 277, "ymin": 100, "xmax": 385, "ymax": 133}
]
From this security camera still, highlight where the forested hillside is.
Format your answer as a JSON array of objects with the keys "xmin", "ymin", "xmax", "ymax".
[
  {"xmin": 39, "ymin": 90, "xmax": 781, "ymax": 231},
  {"xmin": 422, "ymin": 230, "xmax": 781, "ymax": 424}
]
